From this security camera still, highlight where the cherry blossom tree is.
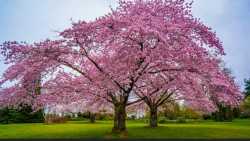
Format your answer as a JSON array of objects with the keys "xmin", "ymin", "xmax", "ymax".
[
  {"xmin": 133, "ymin": 57, "xmax": 242, "ymax": 127},
  {"xmin": 0, "ymin": 0, "xmax": 243, "ymax": 132}
]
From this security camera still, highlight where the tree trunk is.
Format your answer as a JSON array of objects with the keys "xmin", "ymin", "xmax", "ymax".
[
  {"xmin": 89, "ymin": 112, "xmax": 96, "ymax": 123},
  {"xmin": 113, "ymin": 103, "xmax": 127, "ymax": 132},
  {"xmin": 149, "ymin": 106, "xmax": 158, "ymax": 128}
]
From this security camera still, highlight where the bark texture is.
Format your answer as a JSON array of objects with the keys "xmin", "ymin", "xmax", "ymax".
[
  {"xmin": 113, "ymin": 103, "xmax": 127, "ymax": 132},
  {"xmin": 89, "ymin": 112, "xmax": 96, "ymax": 123},
  {"xmin": 149, "ymin": 106, "xmax": 158, "ymax": 128}
]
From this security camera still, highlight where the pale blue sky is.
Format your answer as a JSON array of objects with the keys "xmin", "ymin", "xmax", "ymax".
[{"xmin": 0, "ymin": 0, "xmax": 249, "ymax": 90}]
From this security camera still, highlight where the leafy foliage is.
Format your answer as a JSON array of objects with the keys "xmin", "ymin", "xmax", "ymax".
[
  {"xmin": 0, "ymin": 105, "xmax": 43, "ymax": 124},
  {"xmin": 240, "ymin": 96, "xmax": 250, "ymax": 118},
  {"xmin": 212, "ymin": 104, "xmax": 233, "ymax": 122},
  {"xmin": 244, "ymin": 78, "xmax": 250, "ymax": 97},
  {"xmin": 44, "ymin": 114, "xmax": 68, "ymax": 124},
  {"xmin": 160, "ymin": 102, "xmax": 202, "ymax": 120}
]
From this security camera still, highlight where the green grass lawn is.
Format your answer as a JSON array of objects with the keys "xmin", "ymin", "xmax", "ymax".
[{"xmin": 0, "ymin": 119, "xmax": 250, "ymax": 139}]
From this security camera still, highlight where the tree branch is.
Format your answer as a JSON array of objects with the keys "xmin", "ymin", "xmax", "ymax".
[
  {"xmin": 156, "ymin": 92, "xmax": 175, "ymax": 107},
  {"xmin": 58, "ymin": 59, "xmax": 93, "ymax": 82},
  {"xmin": 126, "ymin": 96, "xmax": 146, "ymax": 106},
  {"xmin": 75, "ymin": 39, "xmax": 127, "ymax": 93}
]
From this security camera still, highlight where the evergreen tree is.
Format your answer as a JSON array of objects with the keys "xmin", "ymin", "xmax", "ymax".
[{"xmin": 244, "ymin": 78, "xmax": 250, "ymax": 97}]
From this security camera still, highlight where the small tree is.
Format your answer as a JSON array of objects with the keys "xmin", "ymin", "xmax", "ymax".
[
  {"xmin": 244, "ymin": 78, "xmax": 250, "ymax": 98},
  {"xmin": 240, "ymin": 96, "xmax": 250, "ymax": 118}
]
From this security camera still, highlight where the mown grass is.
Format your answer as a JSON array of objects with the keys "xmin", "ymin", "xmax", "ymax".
[{"xmin": 0, "ymin": 119, "xmax": 250, "ymax": 139}]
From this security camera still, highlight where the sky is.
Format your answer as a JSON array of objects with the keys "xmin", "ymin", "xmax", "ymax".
[{"xmin": 0, "ymin": 0, "xmax": 249, "ymax": 90}]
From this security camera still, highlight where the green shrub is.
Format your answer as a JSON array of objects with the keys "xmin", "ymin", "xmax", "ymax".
[
  {"xmin": 70, "ymin": 117, "xmax": 88, "ymax": 121},
  {"xmin": 203, "ymin": 114, "xmax": 212, "ymax": 120},
  {"xmin": 96, "ymin": 113, "xmax": 113, "ymax": 120},
  {"xmin": 212, "ymin": 104, "xmax": 233, "ymax": 122},
  {"xmin": 44, "ymin": 114, "xmax": 68, "ymax": 124},
  {"xmin": 127, "ymin": 115, "xmax": 136, "ymax": 120},
  {"xmin": 158, "ymin": 117, "xmax": 167, "ymax": 123},
  {"xmin": 239, "ymin": 96, "xmax": 250, "ymax": 118},
  {"xmin": 176, "ymin": 117, "xmax": 186, "ymax": 123},
  {"xmin": 240, "ymin": 111, "xmax": 250, "ymax": 118},
  {"xmin": 0, "ymin": 105, "xmax": 43, "ymax": 124},
  {"xmin": 182, "ymin": 108, "xmax": 202, "ymax": 120}
]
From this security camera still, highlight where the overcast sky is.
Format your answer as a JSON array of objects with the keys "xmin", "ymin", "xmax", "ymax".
[{"xmin": 0, "ymin": 0, "xmax": 249, "ymax": 90}]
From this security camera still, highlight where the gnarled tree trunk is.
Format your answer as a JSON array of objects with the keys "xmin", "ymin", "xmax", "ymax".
[
  {"xmin": 113, "ymin": 103, "xmax": 127, "ymax": 132},
  {"xmin": 149, "ymin": 106, "xmax": 158, "ymax": 128}
]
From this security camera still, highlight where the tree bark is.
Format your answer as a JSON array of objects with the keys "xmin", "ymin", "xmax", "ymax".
[
  {"xmin": 113, "ymin": 103, "xmax": 127, "ymax": 132},
  {"xmin": 89, "ymin": 112, "xmax": 96, "ymax": 123},
  {"xmin": 149, "ymin": 106, "xmax": 158, "ymax": 128}
]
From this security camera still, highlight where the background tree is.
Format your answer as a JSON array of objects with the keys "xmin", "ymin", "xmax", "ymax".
[
  {"xmin": 238, "ymin": 78, "xmax": 250, "ymax": 118},
  {"xmin": 240, "ymin": 92, "xmax": 250, "ymax": 118},
  {"xmin": 244, "ymin": 78, "xmax": 250, "ymax": 98}
]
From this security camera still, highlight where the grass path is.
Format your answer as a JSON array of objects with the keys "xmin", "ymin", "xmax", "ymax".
[{"xmin": 0, "ymin": 119, "xmax": 250, "ymax": 139}]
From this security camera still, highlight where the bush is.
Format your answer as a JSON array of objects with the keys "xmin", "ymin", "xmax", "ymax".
[
  {"xmin": 70, "ymin": 117, "xmax": 88, "ymax": 121},
  {"xmin": 161, "ymin": 102, "xmax": 180, "ymax": 120},
  {"xmin": 182, "ymin": 108, "xmax": 202, "ymax": 120},
  {"xmin": 0, "ymin": 105, "xmax": 43, "ymax": 124},
  {"xmin": 157, "ymin": 116, "xmax": 188, "ymax": 124},
  {"xmin": 212, "ymin": 104, "xmax": 233, "ymax": 122},
  {"xmin": 240, "ymin": 111, "xmax": 250, "ymax": 119},
  {"xmin": 44, "ymin": 114, "xmax": 68, "ymax": 124},
  {"xmin": 176, "ymin": 117, "xmax": 186, "ymax": 123},
  {"xmin": 76, "ymin": 112, "xmax": 113, "ymax": 121},
  {"xmin": 0, "ymin": 108, "xmax": 11, "ymax": 124},
  {"xmin": 158, "ymin": 117, "xmax": 167, "ymax": 123},
  {"xmin": 96, "ymin": 113, "xmax": 113, "ymax": 120},
  {"xmin": 203, "ymin": 114, "xmax": 212, "ymax": 120},
  {"xmin": 232, "ymin": 108, "xmax": 240, "ymax": 118},
  {"xmin": 127, "ymin": 115, "xmax": 136, "ymax": 120},
  {"xmin": 161, "ymin": 102, "xmax": 202, "ymax": 120},
  {"xmin": 239, "ymin": 96, "xmax": 250, "ymax": 118}
]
